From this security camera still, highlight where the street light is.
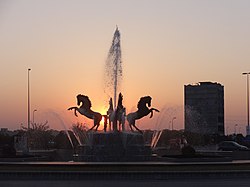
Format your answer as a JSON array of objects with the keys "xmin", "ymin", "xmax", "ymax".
[
  {"xmin": 171, "ymin": 117, "xmax": 176, "ymax": 130},
  {"xmin": 33, "ymin": 109, "xmax": 37, "ymax": 124},
  {"xmin": 28, "ymin": 68, "xmax": 31, "ymax": 130},
  {"xmin": 242, "ymin": 72, "xmax": 250, "ymax": 135}
]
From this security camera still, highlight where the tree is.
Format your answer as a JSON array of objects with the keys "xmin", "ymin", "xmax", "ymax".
[{"xmin": 22, "ymin": 121, "xmax": 54, "ymax": 150}]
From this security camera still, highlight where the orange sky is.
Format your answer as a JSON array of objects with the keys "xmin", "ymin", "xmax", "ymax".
[{"xmin": 0, "ymin": 0, "xmax": 250, "ymax": 134}]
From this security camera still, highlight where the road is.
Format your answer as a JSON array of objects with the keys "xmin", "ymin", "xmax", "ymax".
[
  {"xmin": 1, "ymin": 161, "xmax": 250, "ymax": 187},
  {"xmin": 1, "ymin": 178, "xmax": 250, "ymax": 187}
]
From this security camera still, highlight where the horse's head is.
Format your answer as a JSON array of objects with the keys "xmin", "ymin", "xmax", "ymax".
[
  {"xmin": 76, "ymin": 94, "xmax": 83, "ymax": 106},
  {"xmin": 77, "ymin": 94, "xmax": 92, "ymax": 108},
  {"xmin": 144, "ymin": 96, "xmax": 152, "ymax": 107},
  {"xmin": 117, "ymin": 93, "xmax": 124, "ymax": 109},
  {"xmin": 137, "ymin": 96, "xmax": 152, "ymax": 109},
  {"xmin": 108, "ymin": 98, "xmax": 113, "ymax": 111}
]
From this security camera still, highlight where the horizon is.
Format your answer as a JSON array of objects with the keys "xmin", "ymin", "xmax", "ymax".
[{"xmin": 0, "ymin": 0, "xmax": 249, "ymax": 135}]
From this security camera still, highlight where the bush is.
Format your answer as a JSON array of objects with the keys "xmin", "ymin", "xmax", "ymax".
[{"xmin": 181, "ymin": 145, "xmax": 196, "ymax": 156}]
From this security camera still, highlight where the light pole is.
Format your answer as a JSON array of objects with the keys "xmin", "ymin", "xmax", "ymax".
[
  {"xmin": 33, "ymin": 109, "xmax": 37, "ymax": 124},
  {"xmin": 28, "ymin": 68, "xmax": 31, "ymax": 130},
  {"xmin": 243, "ymin": 72, "xmax": 250, "ymax": 135},
  {"xmin": 171, "ymin": 117, "xmax": 176, "ymax": 130}
]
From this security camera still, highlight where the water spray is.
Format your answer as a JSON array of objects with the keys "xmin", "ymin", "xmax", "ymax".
[
  {"xmin": 46, "ymin": 110, "xmax": 75, "ymax": 149},
  {"xmin": 104, "ymin": 26, "xmax": 122, "ymax": 109}
]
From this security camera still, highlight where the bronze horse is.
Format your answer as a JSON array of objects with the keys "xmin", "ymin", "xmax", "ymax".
[
  {"xmin": 107, "ymin": 93, "xmax": 126, "ymax": 131},
  {"xmin": 127, "ymin": 96, "xmax": 159, "ymax": 133},
  {"xmin": 68, "ymin": 94, "xmax": 102, "ymax": 131}
]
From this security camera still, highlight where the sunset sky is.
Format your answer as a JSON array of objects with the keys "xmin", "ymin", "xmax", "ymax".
[{"xmin": 0, "ymin": 0, "xmax": 250, "ymax": 134}]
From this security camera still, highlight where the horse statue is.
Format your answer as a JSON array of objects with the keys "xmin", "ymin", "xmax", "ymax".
[
  {"xmin": 107, "ymin": 93, "xmax": 126, "ymax": 131},
  {"xmin": 68, "ymin": 94, "xmax": 102, "ymax": 131},
  {"xmin": 107, "ymin": 97, "xmax": 114, "ymax": 131},
  {"xmin": 127, "ymin": 96, "xmax": 159, "ymax": 133},
  {"xmin": 115, "ymin": 93, "xmax": 126, "ymax": 131},
  {"xmin": 118, "ymin": 107, "xmax": 126, "ymax": 131}
]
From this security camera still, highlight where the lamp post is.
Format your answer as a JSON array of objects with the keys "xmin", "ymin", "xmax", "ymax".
[
  {"xmin": 33, "ymin": 109, "xmax": 37, "ymax": 124},
  {"xmin": 28, "ymin": 68, "xmax": 31, "ymax": 130},
  {"xmin": 243, "ymin": 72, "xmax": 250, "ymax": 135},
  {"xmin": 171, "ymin": 117, "xmax": 176, "ymax": 131}
]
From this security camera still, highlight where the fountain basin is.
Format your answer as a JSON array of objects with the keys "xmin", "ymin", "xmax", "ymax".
[{"xmin": 73, "ymin": 131, "xmax": 152, "ymax": 162}]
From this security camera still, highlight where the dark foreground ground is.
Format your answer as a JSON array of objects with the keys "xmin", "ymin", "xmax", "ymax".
[
  {"xmin": 2, "ymin": 178, "xmax": 250, "ymax": 187},
  {"xmin": 1, "ymin": 161, "xmax": 250, "ymax": 187}
]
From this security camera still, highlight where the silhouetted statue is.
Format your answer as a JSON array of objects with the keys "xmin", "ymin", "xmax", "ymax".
[
  {"xmin": 107, "ymin": 98, "xmax": 114, "ymax": 131},
  {"xmin": 116, "ymin": 93, "xmax": 126, "ymax": 131},
  {"xmin": 68, "ymin": 94, "xmax": 102, "ymax": 131},
  {"xmin": 127, "ymin": 96, "xmax": 159, "ymax": 133},
  {"xmin": 107, "ymin": 93, "xmax": 126, "ymax": 131},
  {"xmin": 103, "ymin": 114, "xmax": 108, "ymax": 132}
]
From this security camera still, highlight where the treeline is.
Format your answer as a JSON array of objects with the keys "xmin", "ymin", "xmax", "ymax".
[
  {"xmin": 0, "ymin": 122, "xmax": 84, "ymax": 150},
  {"xmin": 1, "ymin": 124, "xmax": 250, "ymax": 151},
  {"xmin": 144, "ymin": 129, "xmax": 250, "ymax": 147}
]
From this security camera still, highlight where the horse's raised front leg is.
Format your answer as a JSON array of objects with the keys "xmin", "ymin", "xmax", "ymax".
[
  {"xmin": 153, "ymin": 108, "xmax": 160, "ymax": 113},
  {"xmin": 149, "ymin": 111, "xmax": 153, "ymax": 118},
  {"xmin": 68, "ymin": 107, "xmax": 78, "ymax": 117},
  {"xmin": 149, "ymin": 108, "xmax": 160, "ymax": 118}
]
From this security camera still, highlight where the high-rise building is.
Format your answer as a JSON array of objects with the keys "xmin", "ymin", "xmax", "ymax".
[{"xmin": 184, "ymin": 82, "xmax": 224, "ymax": 135}]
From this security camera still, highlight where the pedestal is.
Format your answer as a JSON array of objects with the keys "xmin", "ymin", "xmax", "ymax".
[{"xmin": 74, "ymin": 131, "xmax": 152, "ymax": 161}]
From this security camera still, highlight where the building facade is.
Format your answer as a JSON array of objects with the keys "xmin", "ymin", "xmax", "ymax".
[{"xmin": 184, "ymin": 82, "xmax": 224, "ymax": 135}]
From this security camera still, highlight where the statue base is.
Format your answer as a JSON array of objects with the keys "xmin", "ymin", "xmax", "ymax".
[{"xmin": 73, "ymin": 131, "xmax": 152, "ymax": 162}]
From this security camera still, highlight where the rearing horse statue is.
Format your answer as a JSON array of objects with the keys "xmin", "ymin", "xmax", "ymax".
[
  {"xmin": 68, "ymin": 94, "xmax": 102, "ymax": 131},
  {"xmin": 127, "ymin": 96, "xmax": 159, "ymax": 133}
]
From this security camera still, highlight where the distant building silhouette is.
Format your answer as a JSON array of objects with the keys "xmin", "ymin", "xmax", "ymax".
[{"xmin": 184, "ymin": 82, "xmax": 224, "ymax": 135}]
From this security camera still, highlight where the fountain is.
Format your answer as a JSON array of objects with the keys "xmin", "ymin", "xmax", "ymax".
[
  {"xmin": 68, "ymin": 27, "xmax": 159, "ymax": 161},
  {"xmin": 104, "ymin": 26, "xmax": 122, "ymax": 110}
]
